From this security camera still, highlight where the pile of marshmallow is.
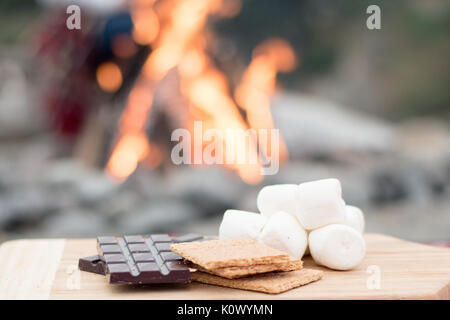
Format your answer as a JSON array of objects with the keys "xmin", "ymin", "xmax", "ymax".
[{"xmin": 219, "ymin": 178, "xmax": 366, "ymax": 270}]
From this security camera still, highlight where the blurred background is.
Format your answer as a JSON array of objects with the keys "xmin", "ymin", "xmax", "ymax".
[{"xmin": 0, "ymin": 0, "xmax": 449, "ymax": 243}]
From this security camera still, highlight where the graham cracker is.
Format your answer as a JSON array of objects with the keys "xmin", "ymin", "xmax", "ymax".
[
  {"xmin": 191, "ymin": 268, "xmax": 324, "ymax": 294},
  {"xmin": 189, "ymin": 258, "xmax": 303, "ymax": 279},
  {"xmin": 170, "ymin": 238, "xmax": 290, "ymax": 269}
]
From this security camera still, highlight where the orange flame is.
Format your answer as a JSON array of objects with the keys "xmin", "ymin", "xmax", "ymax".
[
  {"xmin": 131, "ymin": 0, "xmax": 160, "ymax": 45},
  {"xmin": 96, "ymin": 61, "xmax": 123, "ymax": 93},
  {"xmin": 234, "ymin": 38, "xmax": 297, "ymax": 162},
  {"xmin": 106, "ymin": 0, "xmax": 224, "ymax": 181},
  {"xmin": 106, "ymin": 132, "xmax": 149, "ymax": 181},
  {"xmin": 106, "ymin": 0, "xmax": 294, "ymax": 184},
  {"xmin": 181, "ymin": 67, "xmax": 262, "ymax": 184}
]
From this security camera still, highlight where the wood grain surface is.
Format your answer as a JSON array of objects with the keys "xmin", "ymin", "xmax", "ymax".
[{"xmin": 0, "ymin": 234, "xmax": 449, "ymax": 299}]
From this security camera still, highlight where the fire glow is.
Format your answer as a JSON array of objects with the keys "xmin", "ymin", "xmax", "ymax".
[{"xmin": 104, "ymin": 0, "xmax": 297, "ymax": 183}]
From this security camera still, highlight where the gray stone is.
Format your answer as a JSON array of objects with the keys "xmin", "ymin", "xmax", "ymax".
[
  {"xmin": 74, "ymin": 173, "xmax": 121, "ymax": 206},
  {"xmin": 165, "ymin": 166, "xmax": 247, "ymax": 216},
  {"xmin": 0, "ymin": 187, "xmax": 59, "ymax": 231},
  {"xmin": 271, "ymin": 93, "xmax": 397, "ymax": 159},
  {"xmin": 96, "ymin": 190, "xmax": 142, "ymax": 221},
  {"xmin": 365, "ymin": 199, "xmax": 450, "ymax": 242},
  {"xmin": 43, "ymin": 159, "xmax": 98, "ymax": 189},
  {"xmin": 117, "ymin": 199, "xmax": 200, "ymax": 234},
  {"xmin": 0, "ymin": 55, "xmax": 44, "ymax": 138},
  {"xmin": 37, "ymin": 208, "xmax": 106, "ymax": 238},
  {"xmin": 124, "ymin": 168, "xmax": 177, "ymax": 200},
  {"xmin": 42, "ymin": 159, "xmax": 121, "ymax": 206}
]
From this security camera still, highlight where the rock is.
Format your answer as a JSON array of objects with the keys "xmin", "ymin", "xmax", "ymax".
[
  {"xmin": 0, "ymin": 55, "xmax": 43, "ymax": 138},
  {"xmin": 38, "ymin": 208, "xmax": 106, "ymax": 238},
  {"xmin": 0, "ymin": 138, "xmax": 55, "ymax": 187},
  {"xmin": 271, "ymin": 93, "xmax": 397, "ymax": 159},
  {"xmin": 96, "ymin": 190, "xmax": 142, "ymax": 221},
  {"xmin": 0, "ymin": 187, "xmax": 59, "ymax": 231},
  {"xmin": 117, "ymin": 199, "xmax": 199, "ymax": 234},
  {"xmin": 165, "ymin": 166, "xmax": 247, "ymax": 216},
  {"xmin": 365, "ymin": 198, "xmax": 450, "ymax": 242},
  {"xmin": 237, "ymin": 188, "xmax": 260, "ymax": 213},
  {"xmin": 42, "ymin": 159, "xmax": 121, "ymax": 206},
  {"xmin": 43, "ymin": 159, "xmax": 99, "ymax": 189},
  {"xmin": 74, "ymin": 173, "xmax": 121, "ymax": 206},
  {"xmin": 396, "ymin": 118, "xmax": 450, "ymax": 200},
  {"xmin": 124, "ymin": 168, "xmax": 176, "ymax": 200},
  {"xmin": 397, "ymin": 118, "xmax": 450, "ymax": 163}
]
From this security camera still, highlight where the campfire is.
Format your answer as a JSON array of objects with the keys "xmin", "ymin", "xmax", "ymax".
[
  {"xmin": 39, "ymin": 0, "xmax": 297, "ymax": 185},
  {"xmin": 102, "ymin": 0, "xmax": 297, "ymax": 184}
]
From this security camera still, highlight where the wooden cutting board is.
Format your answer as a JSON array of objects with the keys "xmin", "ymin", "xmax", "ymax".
[{"xmin": 0, "ymin": 233, "xmax": 449, "ymax": 299}]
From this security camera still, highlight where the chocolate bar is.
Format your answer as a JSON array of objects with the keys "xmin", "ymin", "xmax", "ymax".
[
  {"xmin": 78, "ymin": 255, "xmax": 106, "ymax": 275},
  {"xmin": 79, "ymin": 233, "xmax": 204, "ymax": 285}
]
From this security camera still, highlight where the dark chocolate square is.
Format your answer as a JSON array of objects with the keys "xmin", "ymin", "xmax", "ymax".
[
  {"xmin": 97, "ymin": 236, "xmax": 117, "ymax": 244},
  {"xmin": 99, "ymin": 244, "xmax": 122, "ymax": 254},
  {"xmin": 132, "ymin": 253, "xmax": 155, "ymax": 262},
  {"xmin": 137, "ymin": 262, "xmax": 160, "ymax": 272},
  {"xmin": 107, "ymin": 263, "xmax": 130, "ymax": 273},
  {"xmin": 104, "ymin": 254, "xmax": 126, "ymax": 264},
  {"xmin": 155, "ymin": 243, "xmax": 171, "ymax": 252},
  {"xmin": 124, "ymin": 235, "xmax": 144, "ymax": 244},
  {"xmin": 161, "ymin": 252, "xmax": 182, "ymax": 261},
  {"xmin": 128, "ymin": 243, "xmax": 150, "ymax": 253}
]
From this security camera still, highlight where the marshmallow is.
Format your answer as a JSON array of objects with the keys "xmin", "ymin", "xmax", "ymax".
[
  {"xmin": 295, "ymin": 178, "xmax": 346, "ymax": 230},
  {"xmin": 219, "ymin": 210, "xmax": 267, "ymax": 240},
  {"xmin": 309, "ymin": 224, "xmax": 366, "ymax": 270},
  {"xmin": 344, "ymin": 205, "xmax": 365, "ymax": 234},
  {"xmin": 256, "ymin": 184, "xmax": 299, "ymax": 218},
  {"xmin": 258, "ymin": 211, "xmax": 308, "ymax": 259}
]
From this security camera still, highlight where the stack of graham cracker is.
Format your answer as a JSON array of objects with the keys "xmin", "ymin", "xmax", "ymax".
[{"xmin": 171, "ymin": 238, "xmax": 323, "ymax": 294}]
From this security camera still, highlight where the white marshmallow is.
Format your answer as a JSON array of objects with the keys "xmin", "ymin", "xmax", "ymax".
[
  {"xmin": 344, "ymin": 205, "xmax": 365, "ymax": 234},
  {"xmin": 258, "ymin": 211, "xmax": 308, "ymax": 259},
  {"xmin": 256, "ymin": 184, "xmax": 299, "ymax": 218},
  {"xmin": 295, "ymin": 178, "xmax": 346, "ymax": 230},
  {"xmin": 309, "ymin": 224, "xmax": 366, "ymax": 270},
  {"xmin": 219, "ymin": 210, "xmax": 267, "ymax": 240}
]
